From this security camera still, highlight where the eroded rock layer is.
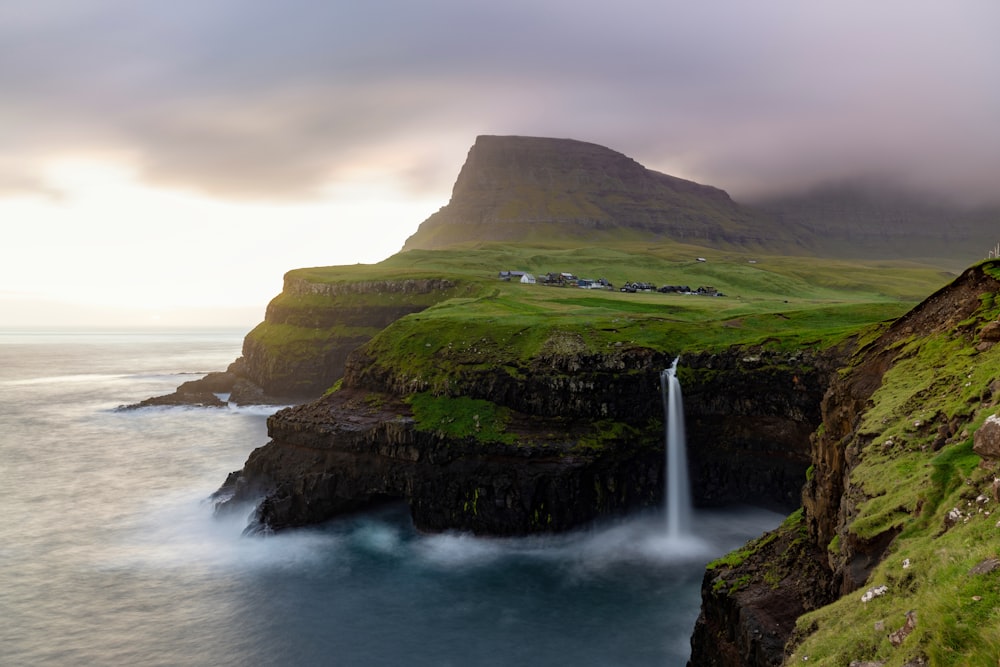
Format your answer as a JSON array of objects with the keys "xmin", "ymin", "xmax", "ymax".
[{"xmin": 215, "ymin": 344, "xmax": 838, "ymax": 535}]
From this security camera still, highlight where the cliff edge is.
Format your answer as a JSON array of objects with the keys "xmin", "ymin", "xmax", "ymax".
[{"xmin": 690, "ymin": 260, "xmax": 1000, "ymax": 666}]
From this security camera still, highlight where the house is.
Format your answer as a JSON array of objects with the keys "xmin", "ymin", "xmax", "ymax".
[
  {"xmin": 498, "ymin": 270, "xmax": 527, "ymax": 281},
  {"xmin": 520, "ymin": 273, "xmax": 536, "ymax": 284}
]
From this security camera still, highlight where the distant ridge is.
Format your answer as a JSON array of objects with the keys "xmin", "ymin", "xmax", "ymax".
[
  {"xmin": 401, "ymin": 136, "xmax": 806, "ymax": 253},
  {"xmin": 752, "ymin": 182, "xmax": 1000, "ymax": 269}
]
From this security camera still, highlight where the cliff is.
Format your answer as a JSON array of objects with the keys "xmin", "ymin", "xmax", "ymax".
[
  {"xmin": 689, "ymin": 260, "xmax": 1000, "ymax": 666},
  {"xmin": 214, "ymin": 329, "xmax": 840, "ymax": 535},
  {"xmin": 125, "ymin": 273, "xmax": 472, "ymax": 407},
  {"xmin": 129, "ymin": 135, "xmax": 967, "ymax": 411}
]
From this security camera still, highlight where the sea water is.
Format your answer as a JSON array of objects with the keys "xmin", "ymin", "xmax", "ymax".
[{"xmin": 0, "ymin": 329, "xmax": 784, "ymax": 666}]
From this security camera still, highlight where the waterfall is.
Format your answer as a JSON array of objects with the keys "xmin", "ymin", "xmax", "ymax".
[{"xmin": 660, "ymin": 358, "xmax": 693, "ymax": 538}]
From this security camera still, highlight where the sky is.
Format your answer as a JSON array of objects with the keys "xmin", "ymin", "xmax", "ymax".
[{"xmin": 3, "ymin": 1, "xmax": 999, "ymax": 328}]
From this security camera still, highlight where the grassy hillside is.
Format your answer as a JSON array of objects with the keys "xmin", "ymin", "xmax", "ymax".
[
  {"xmin": 785, "ymin": 266, "xmax": 1000, "ymax": 665},
  {"xmin": 276, "ymin": 244, "xmax": 954, "ymax": 394}
]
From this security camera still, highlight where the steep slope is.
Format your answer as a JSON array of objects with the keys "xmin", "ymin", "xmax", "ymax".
[
  {"xmin": 402, "ymin": 135, "xmax": 806, "ymax": 252},
  {"xmin": 690, "ymin": 259, "xmax": 1000, "ymax": 666}
]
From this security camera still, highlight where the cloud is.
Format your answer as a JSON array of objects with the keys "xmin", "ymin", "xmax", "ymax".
[{"xmin": 1, "ymin": 0, "xmax": 999, "ymax": 203}]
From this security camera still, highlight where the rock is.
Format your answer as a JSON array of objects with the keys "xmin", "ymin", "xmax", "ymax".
[
  {"xmin": 888, "ymin": 610, "xmax": 917, "ymax": 646},
  {"xmin": 932, "ymin": 424, "xmax": 949, "ymax": 451},
  {"xmin": 215, "ymin": 387, "xmax": 665, "ymax": 535},
  {"xmin": 974, "ymin": 415, "xmax": 1000, "ymax": 461},
  {"xmin": 968, "ymin": 557, "xmax": 1000, "ymax": 575},
  {"xmin": 120, "ymin": 369, "xmax": 239, "ymax": 409},
  {"xmin": 861, "ymin": 585, "xmax": 888, "ymax": 603},
  {"xmin": 990, "ymin": 380, "xmax": 1000, "ymax": 400},
  {"xmin": 119, "ymin": 387, "xmax": 227, "ymax": 409},
  {"xmin": 980, "ymin": 320, "xmax": 1000, "ymax": 342}
]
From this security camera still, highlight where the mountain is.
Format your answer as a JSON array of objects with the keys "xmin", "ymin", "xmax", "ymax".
[
  {"xmin": 402, "ymin": 135, "xmax": 806, "ymax": 253},
  {"xmin": 751, "ymin": 181, "xmax": 1000, "ymax": 270},
  {"xmin": 402, "ymin": 135, "xmax": 999, "ymax": 272}
]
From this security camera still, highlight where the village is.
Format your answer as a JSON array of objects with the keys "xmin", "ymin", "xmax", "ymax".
[{"xmin": 497, "ymin": 270, "xmax": 725, "ymax": 296}]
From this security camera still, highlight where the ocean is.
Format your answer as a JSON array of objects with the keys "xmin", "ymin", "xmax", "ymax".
[{"xmin": 0, "ymin": 329, "xmax": 783, "ymax": 666}]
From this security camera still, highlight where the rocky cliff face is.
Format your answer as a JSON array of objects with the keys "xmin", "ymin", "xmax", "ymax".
[
  {"xmin": 215, "ymin": 387, "xmax": 664, "ymax": 535},
  {"xmin": 683, "ymin": 349, "xmax": 842, "ymax": 510},
  {"xmin": 215, "ymin": 337, "xmax": 839, "ymax": 536},
  {"xmin": 402, "ymin": 135, "xmax": 803, "ymax": 252},
  {"xmin": 125, "ymin": 275, "xmax": 466, "ymax": 407},
  {"xmin": 689, "ymin": 261, "xmax": 1000, "ymax": 666},
  {"xmin": 236, "ymin": 276, "xmax": 461, "ymax": 399}
]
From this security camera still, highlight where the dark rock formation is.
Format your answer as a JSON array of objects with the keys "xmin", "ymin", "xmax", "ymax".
[
  {"xmin": 215, "ymin": 388, "xmax": 662, "ymax": 535},
  {"xmin": 683, "ymin": 349, "xmax": 843, "ymax": 510},
  {"xmin": 215, "ymin": 339, "xmax": 839, "ymax": 535},
  {"xmin": 119, "ymin": 368, "xmax": 235, "ymax": 409},
  {"xmin": 688, "ymin": 511, "xmax": 833, "ymax": 667}
]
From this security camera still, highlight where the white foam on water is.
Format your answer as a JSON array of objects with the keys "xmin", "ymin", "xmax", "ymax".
[
  {"xmin": 225, "ymin": 402, "xmax": 294, "ymax": 417},
  {"xmin": 99, "ymin": 490, "xmax": 343, "ymax": 575},
  {"xmin": 415, "ymin": 531, "xmax": 508, "ymax": 567}
]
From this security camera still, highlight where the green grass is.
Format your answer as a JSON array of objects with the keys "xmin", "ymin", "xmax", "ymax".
[
  {"xmin": 786, "ymin": 271, "xmax": 1000, "ymax": 666},
  {"xmin": 254, "ymin": 242, "xmax": 956, "ymax": 398},
  {"xmin": 790, "ymin": 493, "xmax": 1000, "ymax": 666},
  {"xmin": 406, "ymin": 391, "xmax": 515, "ymax": 443}
]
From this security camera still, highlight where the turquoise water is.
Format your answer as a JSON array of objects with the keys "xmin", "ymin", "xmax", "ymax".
[{"xmin": 0, "ymin": 329, "xmax": 782, "ymax": 666}]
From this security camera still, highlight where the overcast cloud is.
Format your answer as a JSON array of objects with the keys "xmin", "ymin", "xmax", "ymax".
[{"xmin": 3, "ymin": 0, "xmax": 999, "ymax": 204}]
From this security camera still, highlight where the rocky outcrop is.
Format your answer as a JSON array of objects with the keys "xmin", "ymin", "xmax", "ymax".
[
  {"xmin": 214, "ymin": 388, "xmax": 662, "ymax": 535},
  {"xmin": 688, "ymin": 510, "xmax": 833, "ymax": 666},
  {"xmin": 973, "ymin": 414, "xmax": 1000, "ymax": 461},
  {"xmin": 689, "ymin": 260, "xmax": 1000, "ymax": 666},
  {"xmin": 215, "ymin": 337, "xmax": 840, "ymax": 535},
  {"xmin": 801, "ymin": 263, "xmax": 1000, "ymax": 594},
  {"xmin": 119, "ymin": 362, "xmax": 242, "ymax": 409},
  {"xmin": 127, "ymin": 276, "xmax": 465, "ymax": 407}
]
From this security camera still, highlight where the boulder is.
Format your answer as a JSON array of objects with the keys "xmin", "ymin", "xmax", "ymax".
[
  {"xmin": 973, "ymin": 414, "xmax": 1000, "ymax": 461},
  {"xmin": 980, "ymin": 320, "xmax": 1000, "ymax": 342}
]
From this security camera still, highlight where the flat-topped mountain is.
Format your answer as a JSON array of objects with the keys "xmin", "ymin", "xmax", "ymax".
[
  {"xmin": 402, "ymin": 135, "xmax": 805, "ymax": 252},
  {"xmin": 402, "ymin": 135, "xmax": 999, "ymax": 271}
]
